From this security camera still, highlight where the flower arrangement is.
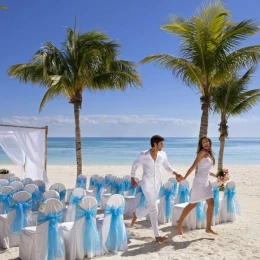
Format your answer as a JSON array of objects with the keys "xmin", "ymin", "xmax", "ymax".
[
  {"xmin": 216, "ymin": 168, "xmax": 230, "ymax": 191},
  {"xmin": 0, "ymin": 168, "xmax": 9, "ymax": 174}
]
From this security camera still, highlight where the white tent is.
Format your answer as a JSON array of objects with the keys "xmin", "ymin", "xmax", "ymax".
[{"xmin": 0, "ymin": 124, "xmax": 48, "ymax": 183}]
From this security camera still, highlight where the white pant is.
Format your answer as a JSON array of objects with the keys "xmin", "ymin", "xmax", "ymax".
[{"xmin": 136, "ymin": 186, "xmax": 160, "ymax": 237}]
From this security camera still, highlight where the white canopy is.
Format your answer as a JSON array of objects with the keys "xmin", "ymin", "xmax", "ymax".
[{"xmin": 0, "ymin": 124, "xmax": 48, "ymax": 183}]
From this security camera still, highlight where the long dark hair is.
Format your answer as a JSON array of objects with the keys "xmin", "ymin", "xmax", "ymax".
[{"xmin": 197, "ymin": 135, "xmax": 215, "ymax": 165}]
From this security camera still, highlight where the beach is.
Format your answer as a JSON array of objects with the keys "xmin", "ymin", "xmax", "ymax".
[{"xmin": 0, "ymin": 163, "xmax": 260, "ymax": 260}]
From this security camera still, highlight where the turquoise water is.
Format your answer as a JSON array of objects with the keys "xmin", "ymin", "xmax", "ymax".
[{"xmin": 0, "ymin": 137, "xmax": 259, "ymax": 165}]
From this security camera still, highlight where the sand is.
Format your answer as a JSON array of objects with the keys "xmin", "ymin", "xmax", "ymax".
[{"xmin": 0, "ymin": 163, "xmax": 260, "ymax": 260}]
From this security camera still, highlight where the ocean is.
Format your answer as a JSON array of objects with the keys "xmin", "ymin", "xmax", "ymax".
[{"xmin": 0, "ymin": 137, "xmax": 259, "ymax": 166}]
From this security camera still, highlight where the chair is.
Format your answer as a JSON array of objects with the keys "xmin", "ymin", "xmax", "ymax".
[
  {"xmin": 22, "ymin": 178, "xmax": 33, "ymax": 186},
  {"xmin": 100, "ymin": 194, "xmax": 128, "ymax": 253},
  {"xmin": 168, "ymin": 177, "xmax": 178, "ymax": 197},
  {"xmin": 104, "ymin": 175, "xmax": 116, "ymax": 194},
  {"xmin": 50, "ymin": 183, "xmax": 66, "ymax": 207},
  {"xmin": 19, "ymin": 198, "xmax": 65, "ymax": 260},
  {"xmin": 0, "ymin": 179, "xmax": 9, "ymax": 187},
  {"xmin": 92, "ymin": 176, "xmax": 105, "ymax": 207},
  {"xmin": 64, "ymin": 188, "xmax": 87, "ymax": 222},
  {"xmin": 75, "ymin": 174, "xmax": 87, "ymax": 189},
  {"xmin": 0, "ymin": 186, "xmax": 14, "ymax": 214},
  {"xmin": 63, "ymin": 197, "xmax": 102, "ymax": 259},
  {"xmin": 10, "ymin": 181, "xmax": 24, "ymax": 192},
  {"xmin": 0, "ymin": 191, "xmax": 33, "ymax": 248},
  {"xmin": 33, "ymin": 180, "xmax": 46, "ymax": 193},
  {"xmin": 89, "ymin": 175, "xmax": 99, "ymax": 189},
  {"xmin": 175, "ymin": 180, "xmax": 190, "ymax": 204},
  {"xmin": 23, "ymin": 184, "xmax": 40, "ymax": 212},
  {"xmin": 113, "ymin": 178, "xmax": 125, "ymax": 195},
  {"xmin": 123, "ymin": 175, "xmax": 131, "ymax": 191},
  {"xmin": 220, "ymin": 181, "xmax": 240, "ymax": 223},
  {"xmin": 9, "ymin": 176, "xmax": 21, "ymax": 183},
  {"xmin": 158, "ymin": 181, "xmax": 176, "ymax": 224},
  {"xmin": 43, "ymin": 190, "xmax": 60, "ymax": 200}
]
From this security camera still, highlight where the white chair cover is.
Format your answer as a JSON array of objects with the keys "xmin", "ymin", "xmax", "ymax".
[
  {"xmin": 0, "ymin": 179, "xmax": 9, "ymax": 187},
  {"xmin": 64, "ymin": 188, "xmax": 87, "ymax": 222},
  {"xmin": 63, "ymin": 196, "xmax": 102, "ymax": 259},
  {"xmin": 158, "ymin": 181, "xmax": 176, "ymax": 224},
  {"xmin": 50, "ymin": 183, "xmax": 66, "ymax": 207},
  {"xmin": 75, "ymin": 174, "xmax": 87, "ymax": 189},
  {"xmin": 100, "ymin": 194, "xmax": 128, "ymax": 254},
  {"xmin": 0, "ymin": 191, "xmax": 33, "ymax": 249},
  {"xmin": 0, "ymin": 186, "xmax": 14, "ymax": 214},
  {"xmin": 23, "ymin": 184, "xmax": 40, "ymax": 213},
  {"xmin": 10, "ymin": 181, "xmax": 24, "ymax": 191},
  {"xmin": 44, "ymin": 190, "xmax": 60, "ymax": 200},
  {"xmin": 33, "ymin": 180, "xmax": 46, "ymax": 193},
  {"xmin": 22, "ymin": 178, "xmax": 33, "ymax": 186},
  {"xmin": 220, "ymin": 181, "xmax": 240, "ymax": 223},
  {"xmin": 19, "ymin": 198, "xmax": 65, "ymax": 260},
  {"xmin": 10, "ymin": 176, "xmax": 21, "ymax": 183}
]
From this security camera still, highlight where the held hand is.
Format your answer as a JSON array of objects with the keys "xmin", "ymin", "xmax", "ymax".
[{"xmin": 131, "ymin": 178, "xmax": 138, "ymax": 188}]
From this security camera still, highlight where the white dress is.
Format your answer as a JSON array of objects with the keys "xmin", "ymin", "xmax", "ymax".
[{"xmin": 190, "ymin": 157, "xmax": 213, "ymax": 203}]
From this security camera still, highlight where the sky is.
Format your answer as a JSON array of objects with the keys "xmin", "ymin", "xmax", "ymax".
[{"xmin": 0, "ymin": 0, "xmax": 260, "ymax": 137}]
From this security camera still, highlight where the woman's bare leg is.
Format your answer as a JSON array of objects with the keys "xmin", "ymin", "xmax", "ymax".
[
  {"xmin": 176, "ymin": 203, "xmax": 197, "ymax": 235},
  {"xmin": 205, "ymin": 198, "xmax": 218, "ymax": 235}
]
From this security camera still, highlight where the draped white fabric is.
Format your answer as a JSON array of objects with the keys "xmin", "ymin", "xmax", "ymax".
[
  {"xmin": 0, "ymin": 126, "xmax": 48, "ymax": 183},
  {"xmin": 0, "ymin": 135, "xmax": 25, "ymax": 178}
]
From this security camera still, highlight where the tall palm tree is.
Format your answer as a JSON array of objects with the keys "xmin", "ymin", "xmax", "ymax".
[
  {"xmin": 8, "ymin": 27, "xmax": 142, "ymax": 176},
  {"xmin": 141, "ymin": 1, "xmax": 260, "ymax": 140},
  {"xmin": 211, "ymin": 67, "xmax": 260, "ymax": 169}
]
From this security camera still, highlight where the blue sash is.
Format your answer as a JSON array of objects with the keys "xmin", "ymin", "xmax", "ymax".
[
  {"xmin": 136, "ymin": 186, "xmax": 147, "ymax": 208},
  {"xmin": 213, "ymin": 187, "xmax": 220, "ymax": 216},
  {"xmin": 196, "ymin": 201, "xmax": 206, "ymax": 222},
  {"xmin": 224, "ymin": 186, "xmax": 240, "ymax": 214},
  {"xmin": 106, "ymin": 179, "xmax": 115, "ymax": 193},
  {"xmin": 123, "ymin": 179, "xmax": 131, "ymax": 191},
  {"xmin": 38, "ymin": 184, "xmax": 46, "ymax": 193},
  {"xmin": 104, "ymin": 203, "xmax": 126, "ymax": 251},
  {"xmin": 68, "ymin": 193, "xmax": 86, "ymax": 206},
  {"xmin": 76, "ymin": 177, "xmax": 87, "ymax": 189},
  {"xmin": 0, "ymin": 193, "xmax": 13, "ymax": 214},
  {"xmin": 95, "ymin": 181, "xmax": 105, "ymax": 205},
  {"xmin": 178, "ymin": 185, "xmax": 189, "ymax": 203},
  {"xmin": 115, "ymin": 182, "xmax": 125, "ymax": 194},
  {"xmin": 54, "ymin": 189, "xmax": 66, "ymax": 201},
  {"xmin": 37, "ymin": 210, "xmax": 64, "ymax": 260},
  {"xmin": 9, "ymin": 198, "xmax": 32, "ymax": 235},
  {"xmin": 160, "ymin": 187, "xmax": 175, "ymax": 219},
  {"xmin": 75, "ymin": 204, "xmax": 101, "ymax": 253}
]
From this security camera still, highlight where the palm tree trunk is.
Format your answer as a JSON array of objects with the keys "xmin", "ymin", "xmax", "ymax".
[
  {"xmin": 218, "ymin": 134, "xmax": 225, "ymax": 170},
  {"xmin": 199, "ymin": 95, "xmax": 210, "ymax": 138},
  {"xmin": 73, "ymin": 102, "xmax": 82, "ymax": 176}
]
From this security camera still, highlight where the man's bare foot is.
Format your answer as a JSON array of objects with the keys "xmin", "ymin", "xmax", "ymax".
[
  {"xmin": 155, "ymin": 235, "xmax": 168, "ymax": 244},
  {"xmin": 176, "ymin": 220, "xmax": 183, "ymax": 235},
  {"xmin": 205, "ymin": 228, "xmax": 218, "ymax": 235},
  {"xmin": 130, "ymin": 212, "xmax": 137, "ymax": 227}
]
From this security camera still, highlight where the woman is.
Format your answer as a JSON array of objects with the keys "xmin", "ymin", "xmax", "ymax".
[{"xmin": 176, "ymin": 136, "xmax": 218, "ymax": 235}]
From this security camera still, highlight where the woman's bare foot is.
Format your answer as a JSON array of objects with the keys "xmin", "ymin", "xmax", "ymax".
[
  {"xmin": 130, "ymin": 212, "xmax": 137, "ymax": 227},
  {"xmin": 176, "ymin": 220, "xmax": 183, "ymax": 235},
  {"xmin": 205, "ymin": 228, "xmax": 218, "ymax": 235},
  {"xmin": 155, "ymin": 235, "xmax": 168, "ymax": 244}
]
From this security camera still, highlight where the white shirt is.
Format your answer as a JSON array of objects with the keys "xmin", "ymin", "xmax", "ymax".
[{"xmin": 131, "ymin": 149, "xmax": 175, "ymax": 191}]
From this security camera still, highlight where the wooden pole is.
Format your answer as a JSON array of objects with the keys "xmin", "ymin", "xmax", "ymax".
[{"xmin": 45, "ymin": 126, "xmax": 48, "ymax": 171}]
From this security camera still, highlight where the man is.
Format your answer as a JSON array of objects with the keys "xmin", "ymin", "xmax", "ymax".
[{"xmin": 131, "ymin": 135, "xmax": 181, "ymax": 244}]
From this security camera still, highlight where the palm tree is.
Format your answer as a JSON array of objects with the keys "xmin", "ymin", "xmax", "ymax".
[
  {"xmin": 8, "ymin": 27, "xmax": 142, "ymax": 176},
  {"xmin": 211, "ymin": 67, "xmax": 260, "ymax": 170},
  {"xmin": 141, "ymin": 1, "xmax": 260, "ymax": 140}
]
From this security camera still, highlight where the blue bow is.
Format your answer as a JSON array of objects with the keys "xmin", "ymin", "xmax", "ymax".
[
  {"xmin": 0, "ymin": 193, "xmax": 11, "ymax": 214},
  {"xmin": 123, "ymin": 179, "xmax": 131, "ymax": 191},
  {"xmin": 68, "ymin": 194, "xmax": 86, "ymax": 206},
  {"xmin": 54, "ymin": 189, "xmax": 66, "ymax": 201},
  {"xmin": 31, "ymin": 191, "xmax": 41, "ymax": 212},
  {"xmin": 160, "ymin": 187, "xmax": 175, "ymax": 219},
  {"xmin": 224, "ymin": 186, "xmax": 240, "ymax": 214},
  {"xmin": 76, "ymin": 178, "xmax": 87, "ymax": 189},
  {"xmin": 95, "ymin": 181, "xmax": 105, "ymax": 205},
  {"xmin": 75, "ymin": 204, "xmax": 101, "ymax": 253},
  {"xmin": 104, "ymin": 203, "xmax": 126, "ymax": 251},
  {"xmin": 136, "ymin": 186, "xmax": 147, "ymax": 208},
  {"xmin": 38, "ymin": 184, "xmax": 46, "ymax": 193},
  {"xmin": 37, "ymin": 210, "xmax": 64, "ymax": 260},
  {"xmin": 128, "ymin": 186, "xmax": 137, "ymax": 196},
  {"xmin": 178, "ymin": 185, "xmax": 189, "ymax": 203},
  {"xmin": 171, "ymin": 181, "xmax": 177, "ymax": 197},
  {"xmin": 115, "ymin": 182, "xmax": 125, "ymax": 195},
  {"xmin": 213, "ymin": 187, "xmax": 220, "ymax": 216},
  {"xmin": 196, "ymin": 201, "xmax": 206, "ymax": 222},
  {"xmin": 106, "ymin": 179, "xmax": 115, "ymax": 193},
  {"xmin": 10, "ymin": 198, "xmax": 32, "ymax": 235},
  {"xmin": 89, "ymin": 177, "xmax": 96, "ymax": 188}
]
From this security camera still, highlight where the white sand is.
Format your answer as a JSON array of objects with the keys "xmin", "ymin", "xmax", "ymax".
[{"xmin": 0, "ymin": 164, "xmax": 260, "ymax": 260}]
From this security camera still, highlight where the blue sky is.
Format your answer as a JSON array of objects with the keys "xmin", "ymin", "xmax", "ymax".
[{"xmin": 0, "ymin": 0, "xmax": 260, "ymax": 137}]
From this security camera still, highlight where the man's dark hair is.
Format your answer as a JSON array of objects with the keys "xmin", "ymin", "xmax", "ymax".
[{"xmin": 150, "ymin": 135, "xmax": 164, "ymax": 147}]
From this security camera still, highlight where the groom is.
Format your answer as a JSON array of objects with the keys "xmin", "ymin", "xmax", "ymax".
[{"xmin": 131, "ymin": 135, "xmax": 182, "ymax": 244}]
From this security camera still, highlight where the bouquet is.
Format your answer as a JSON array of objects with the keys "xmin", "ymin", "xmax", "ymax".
[
  {"xmin": 216, "ymin": 168, "xmax": 230, "ymax": 191},
  {"xmin": 0, "ymin": 168, "xmax": 9, "ymax": 174}
]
